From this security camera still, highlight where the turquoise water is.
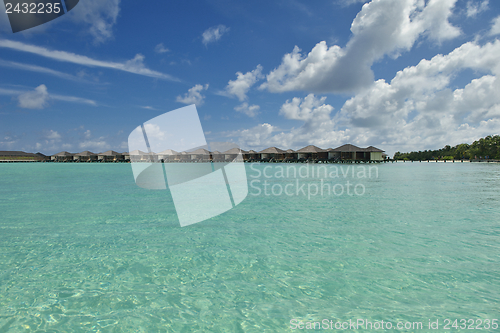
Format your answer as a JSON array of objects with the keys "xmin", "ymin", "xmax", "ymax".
[{"xmin": 0, "ymin": 163, "xmax": 499, "ymax": 332}]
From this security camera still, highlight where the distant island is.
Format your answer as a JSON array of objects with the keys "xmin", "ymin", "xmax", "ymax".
[{"xmin": 394, "ymin": 135, "xmax": 500, "ymax": 161}]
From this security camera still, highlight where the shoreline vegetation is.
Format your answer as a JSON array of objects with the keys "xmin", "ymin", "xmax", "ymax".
[{"xmin": 394, "ymin": 135, "xmax": 500, "ymax": 161}]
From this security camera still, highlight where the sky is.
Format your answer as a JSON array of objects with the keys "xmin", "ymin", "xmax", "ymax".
[{"xmin": 0, "ymin": 0, "xmax": 499, "ymax": 157}]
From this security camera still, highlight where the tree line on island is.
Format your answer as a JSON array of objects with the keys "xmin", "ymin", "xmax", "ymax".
[{"xmin": 393, "ymin": 135, "xmax": 500, "ymax": 161}]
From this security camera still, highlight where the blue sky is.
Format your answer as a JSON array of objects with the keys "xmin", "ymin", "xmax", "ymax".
[{"xmin": 0, "ymin": 0, "xmax": 499, "ymax": 156}]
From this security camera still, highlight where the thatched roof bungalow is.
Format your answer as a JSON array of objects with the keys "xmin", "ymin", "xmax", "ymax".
[
  {"xmin": 259, "ymin": 147, "xmax": 286, "ymax": 161},
  {"xmin": 364, "ymin": 146, "xmax": 385, "ymax": 161},
  {"xmin": 51, "ymin": 151, "xmax": 74, "ymax": 162},
  {"xmin": 190, "ymin": 148, "xmax": 211, "ymax": 162},
  {"xmin": 98, "ymin": 150, "xmax": 124, "ymax": 162},
  {"xmin": 328, "ymin": 144, "xmax": 385, "ymax": 161},
  {"xmin": 211, "ymin": 150, "xmax": 224, "ymax": 162},
  {"xmin": 243, "ymin": 149, "xmax": 259, "ymax": 161},
  {"xmin": 74, "ymin": 151, "xmax": 97, "ymax": 162},
  {"xmin": 178, "ymin": 151, "xmax": 190, "ymax": 162},
  {"xmin": 158, "ymin": 149, "xmax": 179, "ymax": 162},
  {"xmin": 296, "ymin": 145, "xmax": 327, "ymax": 161},
  {"xmin": 223, "ymin": 148, "xmax": 246, "ymax": 162},
  {"xmin": 129, "ymin": 149, "xmax": 149, "ymax": 162}
]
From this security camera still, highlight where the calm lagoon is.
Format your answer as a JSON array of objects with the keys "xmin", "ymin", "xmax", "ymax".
[{"xmin": 0, "ymin": 163, "xmax": 499, "ymax": 332}]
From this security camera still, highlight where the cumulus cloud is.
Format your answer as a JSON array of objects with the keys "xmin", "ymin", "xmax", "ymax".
[
  {"xmin": 0, "ymin": 39, "xmax": 178, "ymax": 81},
  {"xmin": 466, "ymin": 0, "xmax": 488, "ymax": 17},
  {"xmin": 46, "ymin": 130, "xmax": 61, "ymax": 140},
  {"xmin": 69, "ymin": 0, "xmax": 121, "ymax": 44},
  {"xmin": 260, "ymin": 0, "xmax": 461, "ymax": 94},
  {"xmin": 232, "ymin": 94, "xmax": 349, "ymax": 150},
  {"xmin": 176, "ymin": 84, "xmax": 209, "ymax": 106},
  {"xmin": 232, "ymin": 39, "xmax": 500, "ymax": 155},
  {"xmin": 155, "ymin": 43, "xmax": 170, "ymax": 54},
  {"xmin": 280, "ymin": 94, "xmax": 333, "ymax": 122},
  {"xmin": 234, "ymin": 102, "xmax": 260, "ymax": 118},
  {"xmin": 202, "ymin": 25, "xmax": 230, "ymax": 46},
  {"xmin": 79, "ymin": 139, "xmax": 109, "ymax": 151},
  {"xmin": 224, "ymin": 65, "xmax": 263, "ymax": 101},
  {"xmin": 337, "ymin": 40, "xmax": 500, "ymax": 152},
  {"xmin": 490, "ymin": 16, "xmax": 500, "ymax": 36},
  {"xmin": 18, "ymin": 84, "xmax": 50, "ymax": 109}
]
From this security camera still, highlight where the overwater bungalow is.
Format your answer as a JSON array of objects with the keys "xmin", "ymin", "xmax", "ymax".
[
  {"xmin": 364, "ymin": 146, "xmax": 385, "ymax": 161},
  {"xmin": 190, "ymin": 148, "xmax": 211, "ymax": 162},
  {"xmin": 74, "ymin": 151, "xmax": 98, "ymax": 162},
  {"xmin": 158, "ymin": 149, "xmax": 179, "ymax": 162},
  {"xmin": 178, "ymin": 151, "xmax": 190, "ymax": 162},
  {"xmin": 259, "ymin": 147, "xmax": 286, "ymax": 162},
  {"xmin": 244, "ymin": 150, "xmax": 260, "ymax": 162},
  {"xmin": 98, "ymin": 150, "xmax": 124, "ymax": 162},
  {"xmin": 328, "ymin": 144, "xmax": 385, "ymax": 161},
  {"xmin": 296, "ymin": 145, "xmax": 327, "ymax": 161},
  {"xmin": 51, "ymin": 151, "xmax": 74, "ymax": 162},
  {"xmin": 211, "ymin": 150, "xmax": 224, "ymax": 162},
  {"xmin": 328, "ymin": 144, "xmax": 360, "ymax": 161},
  {"xmin": 224, "ymin": 148, "xmax": 246, "ymax": 162},
  {"xmin": 129, "ymin": 149, "xmax": 149, "ymax": 162}
]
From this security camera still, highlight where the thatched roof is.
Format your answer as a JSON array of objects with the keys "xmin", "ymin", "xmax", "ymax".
[
  {"xmin": 364, "ymin": 146, "xmax": 385, "ymax": 152},
  {"xmin": 53, "ymin": 151, "xmax": 73, "ymax": 156},
  {"xmin": 223, "ymin": 148, "xmax": 247, "ymax": 154},
  {"xmin": 259, "ymin": 147, "xmax": 286, "ymax": 154},
  {"xmin": 75, "ymin": 151, "xmax": 96, "ymax": 156},
  {"xmin": 190, "ymin": 148, "xmax": 211, "ymax": 155},
  {"xmin": 129, "ymin": 150, "xmax": 147, "ymax": 155},
  {"xmin": 330, "ymin": 144, "xmax": 362, "ymax": 152},
  {"xmin": 286, "ymin": 149, "xmax": 295, "ymax": 153},
  {"xmin": 211, "ymin": 150, "xmax": 222, "ymax": 154},
  {"xmin": 246, "ymin": 150, "xmax": 258, "ymax": 154},
  {"xmin": 296, "ymin": 145, "xmax": 325, "ymax": 153},
  {"xmin": 158, "ymin": 149, "xmax": 179, "ymax": 155},
  {"xmin": 98, "ymin": 150, "xmax": 122, "ymax": 156}
]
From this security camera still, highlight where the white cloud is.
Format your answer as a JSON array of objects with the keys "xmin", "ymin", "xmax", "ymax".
[
  {"xmin": 79, "ymin": 140, "xmax": 109, "ymax": 151},
  {"xmin": 18, "ymin": 85, "xmax": 50, "ymax": 109},
  {"xmin": 490, "ymin": 16, "xmax": 500, "ymax": 36},
  {"xmin": 155, "ymin": 43, "xmax": 170, "ymax": 54},
  {"xmin": 261, "ymin": 0, "xmax": 461, "ymax": 94},
  {"xmin": 232, "ymin": 40, "xmax": 500, "ymax": 155},
  {"xmin": 202, "ymin": 25, "xmax": 230, "ymax": 46},
  {"xmin": 280, "ymin": 94, "xmax": 333, "ymax": 122},
  {"xmin": 46, "ymin": 130, "xmax": 61, "ymax": 140},
  {"xmin": 236, "ymin": 123, "xmax": 277, "ymax": 148},
  {"xmin": 69, "ymin": 0, "xmax": 121, "ymax": 44},
  {"xmin": 233, "ymin": 95, "xmax": 347, "ymax": 150},
  {"xmin": 0, "ymin": 84, "xmax": 97, "ymax": 107},
  {"xmin": 50, "ymin": 94, "xmax": 97, "ymax": 106},
  {"xmin": 466, "ymin": 0, "xmax": 488, "ymax": 17},
  {"xmin": 176, "ymin": 84, "xmax": 209, "ymax": 106},
  {"xmin": 234, "ymin": 102, "xmax": 260, "ymax": 118},
  {"xmin": 337, "ymin": 40, "xmax": 500, "ymax": 152},
  {"xmin": 224, "ymin": 65, "xmax": 263, "ymax": 101},
  {"xmin": 0, "ymin": 59, "xmax": 86, "ymax": 82},
  {"xmin": 0, "ymin": 39, "xmax": 178, "ymax": 81}
]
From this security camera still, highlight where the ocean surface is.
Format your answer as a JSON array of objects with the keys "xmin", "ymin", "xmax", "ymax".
[{"xmin": 0, "ymin": 162, "xmax": 499, "ymax": 332}]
